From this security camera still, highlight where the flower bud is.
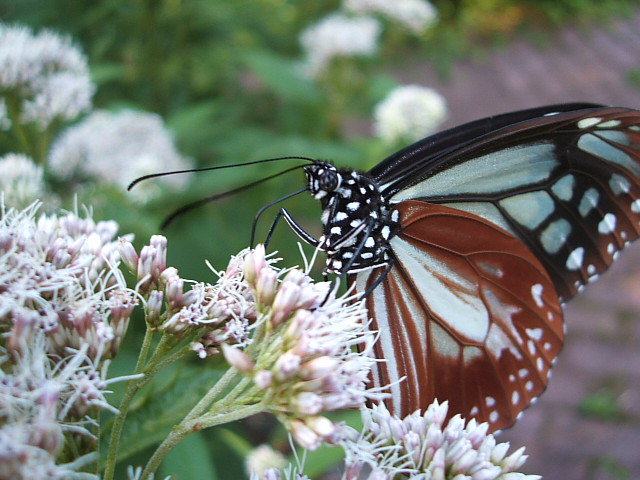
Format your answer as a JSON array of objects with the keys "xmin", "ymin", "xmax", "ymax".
[
  {"xmin": 256, "ymin": 268, "xmax": 278, "ymax": 306},
  {"xmin": 254, "ymin": 370, "xmax": 273, "ymax": 390},
  {"xmin": 290, "ymin": 419, "xmax": 321, "ymax": 450},
  {"xmin": 222, "ymin": 343, "xmax": 254, "ymax": 374},
  {"xmin": 244, "ymin": 244, "xmax": 267, "ymax": 285}
]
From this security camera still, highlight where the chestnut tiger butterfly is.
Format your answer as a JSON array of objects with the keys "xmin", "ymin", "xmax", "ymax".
[
  {"xmin": 278, "ymin": 102, "xmax": 640, "ymax": 432},
  {"xmin": 135, "ymin": 102, "xmax": 640, "ymax": 432}
]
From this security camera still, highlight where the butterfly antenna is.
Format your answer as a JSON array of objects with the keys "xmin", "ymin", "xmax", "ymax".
[
  {"xmin": 127, "ymin": 156, "xmax": 317, "ymax": 191},
  {"xmin": 160, "ymin": 164, "xmax": 309, "ymax": 230}
]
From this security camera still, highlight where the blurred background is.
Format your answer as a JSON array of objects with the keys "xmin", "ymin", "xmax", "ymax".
[{"xmin": 1, "ymin": 0, "xmax": 639, "ymax": 478}]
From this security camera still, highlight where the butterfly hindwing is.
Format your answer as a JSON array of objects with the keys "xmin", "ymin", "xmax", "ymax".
[{"xmin": 353, "ymin": 200, "xmax": 564, "ymax": 430}]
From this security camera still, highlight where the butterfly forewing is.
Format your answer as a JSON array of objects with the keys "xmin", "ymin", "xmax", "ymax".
[
  {"xmin": 383, "ymin": 107, "xmax": 640, "ymax": 301},
  {"xmin": 354, "ymin": 200, "xmax": 564, "ymax": 430}
]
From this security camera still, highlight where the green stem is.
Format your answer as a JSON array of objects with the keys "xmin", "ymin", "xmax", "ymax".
[
  {"xmin": 102, "ymin": 333, "xmax": 180, "ymax": 480},
  {"xmin": 141, "ymin": 401, "xmax": 267, "ymax": 480}
]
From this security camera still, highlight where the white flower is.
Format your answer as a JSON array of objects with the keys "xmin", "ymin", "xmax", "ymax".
[
  {"xmin": 246, "ymin": 444, "xmax": 288, "ymax": 479},
  {"xmin": 237, "ymin": 246, "xmax": 384, "ymax": 450},
  {"xmin": 48, "ymin": 110, "xmax": 191, "ymax": 202},
  {"xmin": 300, "ymin": 13, "xmax": 381, "ymax": 78},
  {"xmin": 0, "ymin": 24, "xmax": 93, "ymax": 129},
  {"xmin": 374, "ymin": 84, "xmax": 447, "ymax": 144},
  {"xmin": 343, "ymin": 0, "xmax": 438, "ymax": 34},
  {"xmin": 0, "ymin": 153, "xmax": 45, "ymax": 208},
  {"xmin": 0, "ymin": 202, "xmax": 135, "ymax": 362},
  {"xmin": 340, "ymin": 401, "xmax": 540, "ymax": 480}
]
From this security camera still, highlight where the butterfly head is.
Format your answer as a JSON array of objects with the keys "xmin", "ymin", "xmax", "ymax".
[{"xmin": 304, "ymin": 162, "xmax": 342, "ymax": 200}]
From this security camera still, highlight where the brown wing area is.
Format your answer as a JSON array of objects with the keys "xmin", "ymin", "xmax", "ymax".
[{"xmin": 354, "ymin": 200, "xmax": 565, "ymax": 431}]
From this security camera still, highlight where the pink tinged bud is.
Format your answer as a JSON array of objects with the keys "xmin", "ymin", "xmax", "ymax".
[
  {"xmin": 271, "ymin": 281, "xmax": 301, "ymax": 326},
  {"xmin": 490, "ymin": 442, "xmax": 510, "ymax": 464},
  {"xmin": 306, "ymin": 415, "xmax": 337, "ymax": 440},
  {"xmin": 471, "ymin": 466, "xmax": 502, "ymax": 480},
  {"xmin": 149, "ymin": 234, "xmax": 168, "ymax": 270},
  {"xmin": 254, "ymin": 370, "xmax": 273, "ymax": 390},
  {"xmin": 222, "ymin": 344, "xmax": 254, "ymax": 374},
  {"xmin": 451, "ymin": 448, "xmax": 479, "ymax": 475},
  {"xmin": 164, "ymin": 272, "xmax": 185, "ymax": 309},
  {"xmin": 118, "ymin": 238, "xmax": 138, "ymax": 272},
  {"xmin": 430, "ymin": 447, "xmax": 446, "ymax": 480},
  {"xmin": 293, "ymin": 392, "xmax": 323, "ymax": 415},
  {"xmin": 300, "ymin": 355, "xmax": 339, "ymax": 381},
  {"xmin": 262, "ymin": 468, "xmax": 282, "ymax": 480},
  {"xmin": 290, "ymin": 419, "xmax": 321, "ymax": 450},
  {"xmin": 273, "ymin": 351, "xmax": 301, "ymax": 382},
  {"xmin": 244, "ymin": 244, "xmax": 267, "ymax": 285},
  {"xmin": 502, "ymin": 446, "xmax": 527, "ymax": 471},
  {"xmin": 256, "ymin": 268, "xmax": 278, "ymax": 306},
  {"xmin": 146, "ymin": 290, "xmax": 164, "ymax": 324},
  {"xmin": 403, "ymin": 430, "xmax": 422, "ymax": 465}
]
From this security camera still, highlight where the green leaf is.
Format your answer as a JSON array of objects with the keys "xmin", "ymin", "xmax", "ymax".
[
  {"xmin": 242, "ymin": 49, "xmax": 322, "ymax": 105},
  {"xmin": 159, "ymin": 432, "xmax": 218, "ymax": 480},
  {"xmin": 102, "ymin": 364, "xmax": 227, "ymax": 465}
]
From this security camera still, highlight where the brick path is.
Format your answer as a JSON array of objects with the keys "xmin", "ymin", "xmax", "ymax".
[{"xmin": 396, "ymin": 10, "xmax": 640, "ymax": 480}]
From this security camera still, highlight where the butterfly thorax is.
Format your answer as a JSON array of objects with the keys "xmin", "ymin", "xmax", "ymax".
[{"xmin": 304, "ymin": 162, "xmax": 400, "ymax": 274}]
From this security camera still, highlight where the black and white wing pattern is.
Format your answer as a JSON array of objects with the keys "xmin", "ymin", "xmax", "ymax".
[{"xmin": 304, "ymin": 103, "xmax": 640, "ymax": 431}]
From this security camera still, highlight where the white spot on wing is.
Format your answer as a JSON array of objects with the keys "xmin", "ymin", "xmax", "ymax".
[
  {"xmin": 512, "ymin": 391, "xmax": 520, "ymax": 405},
  {"xmin": 597, "ymin": 119, "xmax": 621, "ymax": 128},
  {"xmin": 531, "ymin": 284, "xmax": 544, "ymax": 308},
  {"xmin": 632, "ymin": 199, "xmax": 640, "ymax": 213},
  {"xmin": 526, "ymin": 327, "xmax": 543, "ymax": 341},
  {"xmin": 598, "ymin": 213, "xmax": 617, "ymax": 235},
  {"xmin": 566, "ymin": 247, "xmax": 585, "ymax": 271},
  {"xmin": 577, "ymin": 117, "xmax": 601, "ymax": 129},
  {"xmin": 609, "ymin": 173, "xmax": 630, "ymax": 195},
  {"xmin": 551, "ymin": 175, "xmax": 575, "ymax": 201},
  {"xmin": 579, "ymin": 188, "xmax": 599, "ymax": 217},
  {"xmin": 347, "ymin": 201, "xmax": 360, "ymax": 211},
  {"xmin": 540, "ymin": 219, "xmax": 571, "ymax": 254}
]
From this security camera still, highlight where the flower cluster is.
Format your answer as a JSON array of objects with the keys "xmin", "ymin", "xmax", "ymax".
[
  {"xmin": 48, "ymin": 109, "xmax": 192, "ymax": 202},
  {"xmin": 118, "ymin": 237, "xmax": 256, "ymax": 357},
  {"xmin": 341, "ymin": 401, "xmax": 539, "ymax": 480},
  {"xmin": 0, "ymin": 153, "xmax": 46, "ymax": 208},
  {"xmin": 343, "ymin": 0, "xmax": 438, "ymax": 34},
  {"xmin": 223, "ymin": 246, "xmax": 381, "ymax": 450},
  {"xmin": 299, "ymin": 13, "xmax": 381, "ymax": 78},
  {"xmin": 1, "ymin": 202, "xmax": 135, "ymax": 362},
  {"xmin": 0, "ymin": 203, "xmax": 137, "ymax": 479},
  {"xmin": 0, "ymin": 24, "xmax": 93, "ymax": 130},
  {"xmin": 374, "ymin": 84, "xmax": 447, "ymax": 144}
]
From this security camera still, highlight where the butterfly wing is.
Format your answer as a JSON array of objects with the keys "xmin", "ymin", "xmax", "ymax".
[
  {"xmin": 354, "ymin": 105, "xmax": 640, "ymax": 430},
  {"xmin": 377, "ymin": 105, "xmax": 640, "ymax": 301},
  {"xmin": 353, "ymin": 200, "xmax": 564, "ymax": 431}
]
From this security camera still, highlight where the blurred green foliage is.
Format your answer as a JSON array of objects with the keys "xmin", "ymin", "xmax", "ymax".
[{"xmin": 0, "ymin": 0, "xmax": 637, "ymax": 476}]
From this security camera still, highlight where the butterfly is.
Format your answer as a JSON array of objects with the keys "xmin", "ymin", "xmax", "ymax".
[{"xmin": 278, "ymin": 102, "xmax": 640, "ymax": 432}]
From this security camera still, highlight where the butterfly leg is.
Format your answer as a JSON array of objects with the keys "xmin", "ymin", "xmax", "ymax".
[
  {"xmin": 320, "ymin": 219, "xmax": 377, "ymax": 306},
  {"xmin": 264, "ymin": 207, "xmax": 320, "ymax": 249}
]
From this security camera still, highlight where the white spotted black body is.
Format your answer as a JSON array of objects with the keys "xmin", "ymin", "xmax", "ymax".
[{"xmin": 304, "ymin": 162, "xmax": 400, "ymax": 274}]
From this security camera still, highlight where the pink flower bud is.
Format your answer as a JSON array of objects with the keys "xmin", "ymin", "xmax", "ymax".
[
  {"xmin": 221, "ymin": 344, "xmax": 254, "ymax": 374},
  {"xmin": 256, "ymin": 268, "xmax": 278, "ymax": 306},
  {"xmin": 290, "ymin": 419, "xmax": 321, "ymax": 450},
  {"xmin": 273, "ymin": 351, "xmax": 301, "ymax": 382},
  {"xmin": 254, "ymin": 370, "xmax": 273, "ymax": 390},
  {"xmin": 271, "ymin": 281, "xmax": 300, "ymax": 327},
  {"xmin": 244, "ymin": 244, "xmax": 267, "ymax": 285}
]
